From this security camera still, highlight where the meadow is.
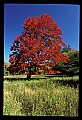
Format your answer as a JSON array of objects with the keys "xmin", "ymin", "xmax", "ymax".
[{"xmin": 3, "ymin": 75, "xmax": 79, "ymax": 116}]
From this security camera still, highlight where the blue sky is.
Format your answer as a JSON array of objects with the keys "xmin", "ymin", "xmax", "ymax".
[{"xmin": 4, "ymin": 4, "xmax": 80, "ymax": 62}]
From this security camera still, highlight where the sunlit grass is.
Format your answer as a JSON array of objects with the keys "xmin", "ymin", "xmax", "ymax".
[{"xmin": 3, "ymin": 76, "xmax": 79, "ymax": 116}]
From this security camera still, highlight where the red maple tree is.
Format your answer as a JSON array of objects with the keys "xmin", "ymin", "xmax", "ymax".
[{"xmin": 8, "ymin": 14, "xmax": 69, "ymax": 78}]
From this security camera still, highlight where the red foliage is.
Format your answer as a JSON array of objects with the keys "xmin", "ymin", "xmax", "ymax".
[
  {"xmin": 49, "ymin": 69, "xmax": 56, "ymax": 74},
  {"xmin": 8, "ymin": 14, "xmax": 69, "ymax": 75},
  {"xmin": 49, "ymin": 69, "xmax": 61, "ymax": 75}
]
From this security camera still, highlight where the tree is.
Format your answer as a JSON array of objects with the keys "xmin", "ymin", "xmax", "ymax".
[
  {"xmin": 7, "ymin": 14, "xmax": 69, "ymax": 79},
  {"xmin": 61, "ymin": 44, "xmax": 71, "ymax": 53},
  {"xmin": 53, "ymin": 49, "xmax": 79, "ymax": 76},
  {"xmin": 4, "ymin": 62, "xmax": 10, "ymax": 76}
]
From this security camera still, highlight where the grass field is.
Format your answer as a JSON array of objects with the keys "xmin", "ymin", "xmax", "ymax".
[{"xmin": 3, "ymin": 75, "xmax": 79, "ymax": 116}]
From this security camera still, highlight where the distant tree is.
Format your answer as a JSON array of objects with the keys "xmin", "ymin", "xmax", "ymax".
[
  {"xmin": 53, "ymin": 49, "xmax": 79, "ymax": 76},
  {"xmin": 7, "ymin": 14, "xmax": 69, "ymax": 79},
  {"xmin": 4, "ymin": 62, "xmax": 10, "ymax": 76},
  {"xmin": 61, "ymin": 44, "xmax": 71, "ymax": 53},
  {"xmin": 4, "ymin": 62, "xmax": 10, "ymax": 68}
]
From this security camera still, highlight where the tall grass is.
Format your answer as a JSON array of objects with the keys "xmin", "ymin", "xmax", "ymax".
[{"xmin": 3, "ymin": 77, "xmax": 79, "ymax": 116}]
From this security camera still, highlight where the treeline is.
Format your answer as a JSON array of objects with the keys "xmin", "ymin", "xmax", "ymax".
[
  {"xmin": 4, "ymin": 44, "xmax": 79, "ymax": 76},
  {"xmin": 53, "ymin": 45, "xmax": 79, "ymax": 76}
]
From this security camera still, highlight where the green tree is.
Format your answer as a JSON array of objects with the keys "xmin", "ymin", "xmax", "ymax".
[
  {"xmin": 61, "ymin": 44, "xmax": 71, "ymax": 53},
  {"xmin": 4, "ymin": 62, "xmax": 10, "ymax": 76},
  {"xmin": 53, "ymin": 50, "xmax": 79, "ymax": 76}
]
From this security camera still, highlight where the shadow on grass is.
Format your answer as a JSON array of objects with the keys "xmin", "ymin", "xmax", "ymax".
[
  {"xmin": 45, "ymin": 74, "xmax": 77, "ymax": 77},
  {"xmin": 4, "ymin": 77, "xmax": 47, "ymax": 81},
  {"xmin": 55, "ymin": 79, "xmax": 79, "ymax": 88},
  {"xmin": 4, "ymin": 77, "xmax": 79, "ymax": 88}
]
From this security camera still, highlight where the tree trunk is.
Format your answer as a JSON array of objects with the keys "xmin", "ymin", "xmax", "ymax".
[
  {"xmin": 27, "ymin": 66, "xmax": 32, "ymax": 80},
  {"xmin": 27, "ymin": 73, "xmax": 31, "ymax": 80}
]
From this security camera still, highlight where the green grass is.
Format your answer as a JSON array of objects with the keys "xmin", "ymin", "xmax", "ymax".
[
  {"xmin": 4, "ymin": 74, "xmax": 27, "ymax": 78},
  {"xmin": 3, "ymin": 76, "xmax": 79, "ymax": 116}
]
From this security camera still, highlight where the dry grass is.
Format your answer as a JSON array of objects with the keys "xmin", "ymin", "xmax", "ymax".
[{"xmin": 3, "ymin": 76, "xmax": 79, "ymax": 116}]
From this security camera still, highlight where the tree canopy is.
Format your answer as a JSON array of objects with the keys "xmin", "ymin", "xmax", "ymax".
[
  {"xmin": 53, "ymin": 49, "xmax": 79, "ymax": 76},
  {"xmin": 61, "ymin": 44, "xmax": 71, "ymax": 53},
  {"xmin": 7, "ymin": 14, "xmax": 69, "ymax": 76}
]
